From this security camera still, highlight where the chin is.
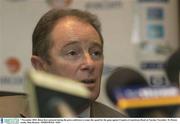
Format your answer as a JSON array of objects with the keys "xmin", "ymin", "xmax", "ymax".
[{"xmin": 90, "ymin": 91, "xmax": 100, "ymax": 101}]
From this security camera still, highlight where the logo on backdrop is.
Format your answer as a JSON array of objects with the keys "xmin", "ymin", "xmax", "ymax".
[
  {"xmin": 5, "ymin": 57, "xmax": 21, "ymax": 74},
  {"xmin": 46, "ymin": 0, "xmax": 73, "ymax": 8},
  {"xmin": 85, "ymin": 0, "xmax": 122, "ymax": 10},
  {"xmin": 0, "ymin": 57, "xmax": 24, "ymax": 89}
]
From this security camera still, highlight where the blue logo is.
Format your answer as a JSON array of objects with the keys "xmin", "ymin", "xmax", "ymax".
[
  {"xmin": 3, "ymin": 118, "xmax": 19, "ymax": 124},
  {"xmin": 147, "ymin": 24, "xmax": 164, "ymax": 39},
  {"xmin": 147, "ymin": 8, "xmax": 164, "ymax": 20}
]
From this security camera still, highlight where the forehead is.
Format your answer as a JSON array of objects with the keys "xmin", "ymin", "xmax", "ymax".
[{"xmin": 50, "ymin": 16, "xmax": 102, "ymax": 46}]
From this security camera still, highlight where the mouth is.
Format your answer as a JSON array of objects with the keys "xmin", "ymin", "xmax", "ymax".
[
  {"xmin": 80, "ymin": 79, "xmax": 96, "ymax": 89},
  {"xmin": 81, "ymin": 79, "xmax": 95, "ymax": 84}
]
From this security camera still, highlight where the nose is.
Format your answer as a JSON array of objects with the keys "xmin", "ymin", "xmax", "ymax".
[{"xmin": 80, "ymin": 53, "xmax": 95, "ymax": 73}]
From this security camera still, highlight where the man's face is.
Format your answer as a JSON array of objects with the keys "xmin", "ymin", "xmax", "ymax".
[{"xmin": 45, "ymin": 17, "xmax": 103, "ymax": 100}]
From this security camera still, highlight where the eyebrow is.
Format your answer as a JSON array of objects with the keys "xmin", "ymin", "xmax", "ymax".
[
  {"xmin": 63, "ymin": 41, "xmax": 79, "ymax": 48},
  {"xmin": 90, "ymin": 42, "xmax": 103, "ymax": 50},
  {"xmin": 63, "ymin": 40, "xmax": 103, "ymax": 49}
]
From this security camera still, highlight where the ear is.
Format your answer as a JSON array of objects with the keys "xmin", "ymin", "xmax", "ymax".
[{"xmin": 31, "ymin": 55, "xmax": 47, "ymax": 71}]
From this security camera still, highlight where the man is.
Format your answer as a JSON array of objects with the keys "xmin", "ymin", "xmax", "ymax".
[{"xmin": 31, "ymin": 9, "xmax": 125, "ymax": 117}]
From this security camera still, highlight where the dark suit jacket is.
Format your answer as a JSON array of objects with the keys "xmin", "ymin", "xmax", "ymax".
[
  {"xmin": 91, "ymin": 101, "xmax": 126, "ymax": 117},
  {"xmin": 0, "ymin": 94, "xmax": 126, "ymax": 117}
]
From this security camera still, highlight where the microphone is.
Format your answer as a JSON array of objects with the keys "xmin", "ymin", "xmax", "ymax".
[
  {"xmin": 106, "ymin": 67, "xmax": 148, "ymax": 104},
  {"xmin": 105, "ymin": 67, "xmax": 180, "ymax": 117},
  {"xmin": 26, "ymin": 69, "xmax": 91, "ymax": 117},
  {"xmin": 164, "ymin": 49, "xmax": 180, "ymax": 87}
]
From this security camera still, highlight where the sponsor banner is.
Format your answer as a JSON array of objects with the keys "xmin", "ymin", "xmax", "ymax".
[
  {"xmin": 0, "ymin": 0, "xmax": 47, "ymax": 93},
  {"xmin": 132, "ymin": 0, "xmax": 178, "ymax": 88},
  {"xmin": 0, "ymin": 0, "xmax": 178, "ymax": 96}
]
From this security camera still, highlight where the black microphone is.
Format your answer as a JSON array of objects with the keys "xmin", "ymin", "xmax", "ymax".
[
  {"xmin": 164, "ymin": 49, "xmax": 180, "ymax": 87},
  {"xmin": 106, "ymin": 67, "xmax": 148, "ymax": 104},
  {"xmin": 105, "ymin": 66, "xmax": 180, "ymax": 117}
]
